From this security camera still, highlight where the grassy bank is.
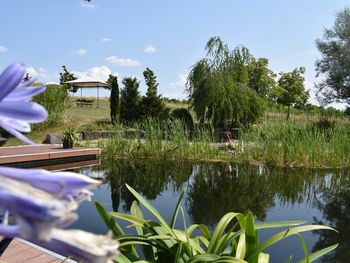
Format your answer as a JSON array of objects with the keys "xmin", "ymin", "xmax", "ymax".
[{"xmin": 99, "ymin": 118, "xmax": 350, "ymax": 168}]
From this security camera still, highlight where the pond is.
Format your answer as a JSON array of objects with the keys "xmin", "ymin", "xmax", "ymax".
[{"xmin": 68, "ymin": 160, "xmax": 349, "ymax": 263}]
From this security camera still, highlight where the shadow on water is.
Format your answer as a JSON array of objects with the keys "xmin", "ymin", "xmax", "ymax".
[{"xmin": 73, "ymin": 160, "xmax": 350, "ymax": 262}]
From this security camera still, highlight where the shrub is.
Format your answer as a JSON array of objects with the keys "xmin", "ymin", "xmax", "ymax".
[
  {"xmin": 32, "ymin": 84, "xmax": 69, "ymax": 130},
  {"xmin": 171, "ymin": 108, "xmax": 194, "ymax": 130}
]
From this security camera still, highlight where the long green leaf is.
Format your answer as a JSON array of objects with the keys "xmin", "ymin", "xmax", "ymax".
[
  {"xmin": 235, "ymin": 234, "xmax": 246, "ymax": 259},
  {"xmin": 297, "ymin": 234, "xmax": 309, "ymax": 263},
  {"xmin": 95, "ymin": 201, "xmax": 124, "ymax": 237},
  {"xmin": 297, "ymin": 244, "xmax": 338, "ymax": 263},
  {"xmin": 246, "ymin": 225, "xmax": 336, "ymax": 261},
  {"xmin": 245, "ymin": 211, "xmax": 257, "ymax": 261},
  {"xmin": 125, "ymin": 184, "xmax": 175, "ymax": 236},
  {"xmin": 255, "ymin": 221, "xmax": 305, "ymax": 230},
  {"xmin": 188, "ymin": 254, "xmax": 220, "ymax": 263},
  {"xmin": 257, "ymin": 252, "xmax": 269, "ymax": 263},
  {"xmin": 207, "ymin": 212, "xmax": 244, "ymax": 253},
  {"xmin": 170, "ymin": 190, "xmax": 185, "ymax": 228}
]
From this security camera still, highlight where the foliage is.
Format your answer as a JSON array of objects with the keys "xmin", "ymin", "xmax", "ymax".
[
  {"xmin": 140, "ymin": 68, "xmax": 169, "ymax": 120},
  {"xmin": 95, "ymin": 184, "xmax": 337, "ymax": 263},
  {"xmin": 120, "ymin": 77, "xmax": 142, "ymax": 123},
  {"xmin": 248, "ymin": 58, "xmax": 276, "ymax": 99},
  {"xmin": 275, "ymin": 67, "xmax": 309, "ymax": 119},
  {"xmin": 60, "ymin": 127, "xmax": 78, "ymax": 147},
  {"xmin": 171, "ymin": 108, "xmax": 194, "ymax": 130},
  {"xmin": 315, "ymin": 7, "xmax": 350, "ymax": 105},
  {"xmin": 187, "ymin": 36, "xmax": 265, "ymax": 128},
  {"xmin": 108, "ymin": 74, "xmax": 120, "ymax": 124},
  {"xmin": 59, "ymin": 65, "xmax": 78, "ymax": 93},
  {"xmin": 32, "ymin": 84, "xmax": 69, "ymax": 130}
]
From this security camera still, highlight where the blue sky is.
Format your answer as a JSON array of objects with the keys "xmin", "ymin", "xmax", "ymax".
[{"xmin": 0, "ymin": 0, "xmax": 348, "ymax": 107}]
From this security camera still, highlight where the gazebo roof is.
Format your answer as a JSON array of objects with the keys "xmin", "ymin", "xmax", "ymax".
[{"xmin": 64, "ymin": 79, "xmax": 110, "ymax": 88}]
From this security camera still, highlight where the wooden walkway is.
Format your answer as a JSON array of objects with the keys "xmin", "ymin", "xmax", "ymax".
[
  {"xmin": 0, "ymin": 238, "xmax": 75, "ymax": 263},
  {"xmin": 0, "ymin": 144, "xmax": 100, "ymax": 165}
]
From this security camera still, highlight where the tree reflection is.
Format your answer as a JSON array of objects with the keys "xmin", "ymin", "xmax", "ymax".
[
  {"xmin": 104, "ymin": 160, "xmax": 192, "ymax": 211},
  {"xmin": 312, "ymin": 170, "xmax": 350, "ymax": 263}
]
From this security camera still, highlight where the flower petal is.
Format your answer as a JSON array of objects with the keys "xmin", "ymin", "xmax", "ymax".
[
  {"xmin": 6, "ymin": 85, "xmax": 46, "ymax": 101},
  {"xmin": 38, "ymin": 229, "xmax": 119, "ymax": 263},
  {"xmin": 0, "ymin": 119, "xmax": 35, "ymax": 144},
  {"xmin": 0, "ymin": 167, "xmax": 100, "ymax": 200},
  {"xmin": 0, "ymin": 64, "xmax": 25, "ymax": 102},
  {"xmin": 0, "ymin": 101, "xmax": 48, "ymax": 122}
]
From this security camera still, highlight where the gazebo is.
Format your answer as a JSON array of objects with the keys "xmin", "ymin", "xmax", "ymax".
[{"xmin": 64, "ymin": 79, "xmax": 110, "ymax": 108}]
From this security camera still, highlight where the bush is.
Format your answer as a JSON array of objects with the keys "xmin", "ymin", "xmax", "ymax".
[
  {"xmin": 171, "ymin": 108, "xmax": 194, "ymax": 130},
  {"xmin": 32, "ymin": 84, "xmax": 69, "ymax": 130}
]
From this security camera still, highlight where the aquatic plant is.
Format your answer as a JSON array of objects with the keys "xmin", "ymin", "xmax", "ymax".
[{"xmin": 96, "ymin": 184, "xmax": 338, "ymax": 262}]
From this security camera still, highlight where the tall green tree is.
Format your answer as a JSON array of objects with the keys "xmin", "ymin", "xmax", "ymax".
[
  {"xmin": 187, "ymin": 36, "xmax": 265, "ymax": 128},
  {"xmin": 248, "ymin": 57, "xmax": 277, "ymax": 99},
  {"xmin": 59, "ymin": 65, "xmax": 78, "ymax": 93},
  {"xmin": 120, "ymin": 77, "xmax": 141, "ymax": 123},
  {"xmin": 315, "ymin": 7, "xmax": 350, "ymax": 106},
  {"xmin": 275, "ymin": 67, "xmax": 309, "ymax": 119},
  {"xmin": 140, "ymin": 68, "xmax": 169, "ymax": 119},
  {"xmin": 107, "ymin": 74, "xmax": 120, "ymax": 124}
]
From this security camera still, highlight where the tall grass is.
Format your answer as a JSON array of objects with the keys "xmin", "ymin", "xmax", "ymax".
[
  {"xmin": 98, "ymin": 118, "xmax": 350, "ymax": 168},
  {"xmin": 99, "ymin": 119, "xmax": 222, "ymax": 162},
  {"xmin": 236, "ymin": 120, "xmax": 350, "ymax": 168}
]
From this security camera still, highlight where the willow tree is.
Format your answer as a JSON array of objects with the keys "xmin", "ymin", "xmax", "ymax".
[{"xmin": 187, "ymin": 37, "xmax": 265, "ymax": 128}]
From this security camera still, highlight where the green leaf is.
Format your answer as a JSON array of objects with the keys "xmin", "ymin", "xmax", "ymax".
[
  {"xmin": 188, "ymin": 254, "xmax": 220, "ymax": 263},
  {"xmin": 245, "ymin": 211, "xmax": 257, "ymax": 261},
  {"xmin": 235, "ymin": 234, "xmax": 246, "ymax": 259},
  {"xmin": 297, "ymin": 234, "xmax": 309, "ymax": 263},
  {"xmin": 170, "ymin": 190, "xmax": 185, "ymax": 228},
  {"xmin": 255, "ymin": 221, "xmax": 305, "ymax": 230},
  {"xmin": 207, "ymin": 212, "xmax": 244, "ymax": 253},
  {"xmin": 95, "ymin": 201, "xmax": 124, "ymax": 237},
  {"xmin": 174, "ymin": 243, "xmax": 183, "ymax": 263},
  {"xmin": 246, "ymin": 225, "xmax": 336, "ymax": 261},
  {"xmin": 283, "ymin": 256, "xmax": 292, "ymax": 263},
  {"xmin": 125, "ymin": 184, "xmax": 175, "ymax": 236},
  {"xmin": 297, "ymin": 244, "xmax": 338, "ymax": 263},
  {"xmin": 257, "ymin": 253, "xmax": 269, "ymax": 263}
]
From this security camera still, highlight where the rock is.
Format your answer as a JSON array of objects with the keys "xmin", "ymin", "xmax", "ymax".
[{"xmin": 43, "ymin": 133, "xmax": 83, "ymax": 144}]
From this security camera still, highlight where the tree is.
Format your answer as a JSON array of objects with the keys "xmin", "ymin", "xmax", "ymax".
[
  {"xmin": 59, "ymin": 65, "xmax": 77, "ymax": 93},
  {"xmin": 107, "ymin": 75, "xmax": 120, "ymax": 124},
  {"xmin": 315, "ymin": 7, "xmax": 350, "ymax": 105},
  {"xmin": 275, "ymin": 67, "xmax": 309, "ymax": 119},
  {"xmin": 140, "ymin": 68, "xmax": 169, "ymax": 119},
  {"xmin": 120, "ymin": 77, "xmax": 141, "ymax": 123},
  {"xmin": 248, "ymin": 57, "xmax": 277, "ymax": 99},
  {"xmin": 187, "ymin": 36, "xmax": 265, "ymax": 128}
]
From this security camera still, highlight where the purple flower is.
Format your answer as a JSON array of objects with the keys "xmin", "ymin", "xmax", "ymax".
[
  {"xmin": 37, "ymin": 229, "xmax": 119, "ymax": 263},
  {"xmin": 0, "ymin": 167, "xmax": 100, "ymax": 202},
  {"xmin": 0, "ymin": 63, "xmax": 47, "ymax": 144},
  {"xmin": 0, "ymin": 176, "xmax": 78, "ymax": 240}
]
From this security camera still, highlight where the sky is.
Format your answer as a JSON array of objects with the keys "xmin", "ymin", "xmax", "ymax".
[{"xmin": 0, "ymin": 0, "xmax": 349, "ymax": 108}]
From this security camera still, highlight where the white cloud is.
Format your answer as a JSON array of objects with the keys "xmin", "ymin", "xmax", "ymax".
[
  {"xmin": 169, "ymin": 73, "xmax": 187, "ymax": 89},
  {"xmin": 80, "ymin": 1, "xmax": 98, "ymax": 9},
  {"xmin": 166, "ymin": 73, "xmax": 187, "ymax": 99},
  {"xmin": 73, "ymin": 65, "xmax": 114, "ymax": 82},
  {"xmin": 74, "ymin": 49, "xmax": 87, "ymax": 56},
  {"xmin": 25, "ymin": 66, "xmax": 55, "ymax": 83},
  {"xmin": 144, "ymin": 44, "xmax": 156, "ymax": 53},
  {"xmin": 0, "ymin": 46, "xmax": 8, "ymax": 53},
  {"xmin": 105, "ymin": 56, "xmax": 141, "ymax": 67},
  {"xmin": 100, "ymin": 38, "xmax": 111, "ymax": 43}
]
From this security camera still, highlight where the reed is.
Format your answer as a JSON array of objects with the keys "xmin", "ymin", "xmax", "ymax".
[{"xmin": 99, "ymin": 118, "xmax": 350, "ymax": 168}]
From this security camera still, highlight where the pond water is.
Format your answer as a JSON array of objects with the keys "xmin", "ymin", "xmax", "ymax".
[{"xmin": 69, "ymin": 160, "xmax": 349, "ymax": 263}]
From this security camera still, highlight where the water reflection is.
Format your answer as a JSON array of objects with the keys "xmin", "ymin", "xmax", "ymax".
[{"xmin": 75, "ymin": 160, "xmax": 350, "ymax": 262}]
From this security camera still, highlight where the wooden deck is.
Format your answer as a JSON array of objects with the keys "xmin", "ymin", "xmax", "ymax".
[
  {"xmin": 0, "ymin": 238, "xmax": 75, "ymax": 262},
  {"xmin": 0, "ymin": 144, "xmax": 100, "ymax": 165}
]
